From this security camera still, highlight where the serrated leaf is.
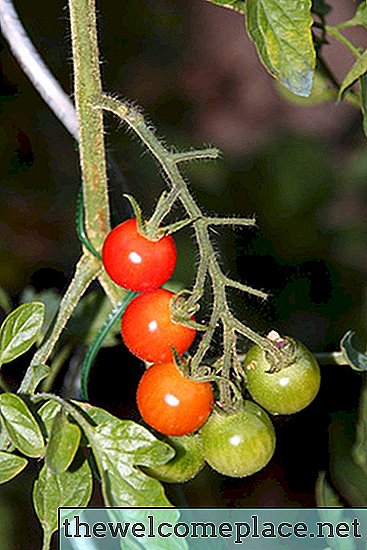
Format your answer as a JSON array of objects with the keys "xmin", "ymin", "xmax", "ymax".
[
  {"xmin": 315, "ymin": 471, "xmax": 343, "ymax": 507},
  {"xmin": 245, "ymin": 0, "xmax": 315, "ymax": 96},
  {"xmin": 203, "ymin": 0, "xmax": 245, "ymax": 14},
  {"xmin": 76, "ymin": 402, "xmax": 174, "ymax": 507},
  {"xmin": 0, "ymin": 393, "xmax": 45, "ymax": 457},
  {"xmin": 0, "ymin": 302, "xmax": 44, "ymax": 366},
  {"xmin": 338, "ymin": 50, "xmax": 367, "ymax": 101},
  {"xmin": 0, "ymin": 451, "xmax": 28, "ymax": 484},
  {"xmin": 45, "ymin": 412, "xmax": 81, "ymax": 474},
  {"xmin": 340, "ymin": 331, "xmax": 367, "ymax": 371},
  {"xmin": 33, "ymin": 457, "xmax": 92, "ymax": 548}
]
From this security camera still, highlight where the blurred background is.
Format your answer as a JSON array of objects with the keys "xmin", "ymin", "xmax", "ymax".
[{"xmin": 1, "ymin": 0, "xmax": 367, "ymax": 547}]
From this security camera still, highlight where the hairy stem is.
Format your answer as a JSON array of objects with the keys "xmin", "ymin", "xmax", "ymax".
[
  {"xmin": 19, "ymin": 255, "xmax": 100, "ymax": 394},
  {"xmin": 68, "ymin": 0, "xmax": 110, "ymax": 251},
  {"xmin": 101, "ymin": 95, "xmax": 283, "ymax": 374}
]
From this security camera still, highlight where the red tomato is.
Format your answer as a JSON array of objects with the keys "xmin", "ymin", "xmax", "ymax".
[
  {"xmin": 137, "ymin": 361, "xmax": 214, "ymax": 436},
  {"xmin": 102, "ymin": 218, "xmax": 176, "ymax": 291},
  {"xmin": 121, "ymin": 289, "xmax": 196, "ymax": 363}
]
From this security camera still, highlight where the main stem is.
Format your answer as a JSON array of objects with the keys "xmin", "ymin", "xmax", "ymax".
[{"xmin": 68, "ymin": 0, "xmax": 110, "ymax": 251}]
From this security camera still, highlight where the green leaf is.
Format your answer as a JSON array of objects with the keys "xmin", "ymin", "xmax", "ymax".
[
  {"xmin": 37, "ymin": 400, "xmax": 62, "ymax": 437},
  {"xmin": 329, "ymin": 411, "xmax": 367, "ymax": 507},
  {"xmin": 245, "ymin": 0, "xmax": 316, "ymax": 96},
  {"xmin": 360, "ymin": 74, "xmax": 367, "ymax": 137},
  {"xmin": 338, "ymin": 50, "xmax": 367, "ymax": 101},
  {"xmin": 33, "ymin": 456, "xmax": 92, "ymax": 548},
  {"xmin": 0, "ymin": 451, "xmax": 28, "ymax": 484},
  {"xmin": 20, "ymin": 288, "xmax": 60, "ymax": 342},
  {"xmin": 22, "ymin": 364, "xmax": 51, "ymax": 395},
  {"xmin": 203, "ymin": 0, "xmax": 245, "ymax": 14},
  {"xmin": 0, "ymin": 303, "xmax": 44, "ymax": 366},
  {"xmin": 315, "ymin": 471, "xmax": 343, "ymax": 507},
  {"xmin": 276, "ymin": 70, "xmax": 337, "ymax": 105},
  {"xmin": 353, "ymin": 382, "xmax": 367, "ymax": 473},
  {"xmin": 0, "ymin": 393, "xmax": 45, "ymax": 457},
  {"xmin": 76, "ymin": 402, "xmax": 174, "ymax": 506},
  {"xmin": 45, "ymin": 412, "xmax": 81, "ymax": 474},
  {"xmin": 0, "ymin": 287, "xmax": 12, "ymax": 314},
  {"xmin": 340, "ymin": 331, "xmax": 367, "ymax": 371}
]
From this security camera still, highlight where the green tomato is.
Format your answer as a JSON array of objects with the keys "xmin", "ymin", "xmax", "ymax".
[
  {"xmin": 200, "ymin": 401, "xmax": 276, "ymax": 478},
  {"xmin": 244, "ymin": 338, "xmax": 320, "ymax": 415},
  {"xmin": 143, "ymin": 434, "xmax": 205, "ymax": 483}
]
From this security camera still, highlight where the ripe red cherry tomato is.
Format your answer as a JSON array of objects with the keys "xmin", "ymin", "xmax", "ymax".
[
  {"xmin": 121, "ymin": 289, "xmax": 196, "ymax": 363},
  {"xmin": 102, "ymin": 218, "xmax": 176, "ymax": 291},
  {"xmin": 137, "ymin": 361, "xmax": 214, "ymax": 436}
]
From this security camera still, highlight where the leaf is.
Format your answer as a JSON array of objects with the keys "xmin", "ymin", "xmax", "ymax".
[
  {"xmin": 276, "ymin": 69, "xmax": 337, "ymax": 105},
  {"xmin": 20, "ymin": 288, "xmax": 60, "ymax": 343},
  {"xmin": 0, "ymin": 393, "xmax": 45, "ymax": 457},
  {"xmin": 21, "ymin": 364, "xmax": 51, "ymax": 395},
  {"xmin": 33, "ymin": 456, "xmax": 92, "ymax": 548},
  {"xmin": 203, "ymin": 0, "xmax": 245, "ymax": 14},
  {"xmin": 360, "ymin": 74, "xmax": 367, "ymax": 137},
  {"xmin": 245, "ymin": 0, "xmax": 316, "ymax": 96},
  {"xmin": 76, "ymin": 402, "xmax": 174, "ymax": 507},
  {"xmin": 45, "ymin": 412, "xmax": 81, "ymax": 474},
  {"xmin": 0, "ymin": 451, "xmax": 28, "ymax": 484},
  {"xmin": 338, "ymin": 50, "xmax": 367, "ymax": 101},
  {"xmin": 0, "ymin": 302, "xmax": 44, "ymax": 366},
  {"xmin": 67, "ymin": 291, "xmax": 121, "ymax": 348},
  {"xmin": 0, "ymin": 287, "xmax": 12, "ymax": 314},
  {"xmin": 340, "ymin": 331, "xmax": 367, "ymax": 371},
  {"xmin": 37, "ymin": 400, "xmax": 62, "ymax": 437},
  {"xmin": 315, "ymin": 471, "xmax": 343, "ymax": 507},
  {"xmin": 329, "ymin": 411, "xmax": 367, "ymax": 507},
  {"xmin": 353, "ymin": 381, "xmax": 367, "ymax": 472}
]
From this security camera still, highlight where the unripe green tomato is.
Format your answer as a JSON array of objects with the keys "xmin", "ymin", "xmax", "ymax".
[
  {"xmin": 200, "ymin": 401, "xmax": 276, "ymax": 478},
  {"xmin": 143, "ymin": 434, "xmax": 205, "ymax": 483},
  {"xmin": 244, "ymin": 338, "xmax": 321, "ymax": 415}
]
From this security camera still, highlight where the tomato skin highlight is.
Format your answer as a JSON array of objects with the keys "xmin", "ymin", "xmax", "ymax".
[
  {"xmin": 200, "ymin": 401, "xmax": 276, "ymax": 478},
  {"xmin": 136, "ymin": 361, "xmax": 214, "ymax": 436},
  {"xmin": 121, "ymin": 289, "xmax": 196, "ymax": 363},
  {"xmin": 102, "ymin": 218, "xmax": 176, "ymax": 291},
  {"xmin": 244, "ymin": 339, "xmax": 321, "ymax": 415}
]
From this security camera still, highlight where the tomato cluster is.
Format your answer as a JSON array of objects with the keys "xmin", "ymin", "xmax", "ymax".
[
  {"xmin": 102, "ymin": 220, "xmax": 321, "ymax": 481},
  {"xmin": 102, "ymin": 218, "xmax": 212, "ymax": 438}
]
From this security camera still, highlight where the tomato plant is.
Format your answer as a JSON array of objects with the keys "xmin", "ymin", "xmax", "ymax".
[
  {"xmin": 200, "ymin": 401, "xmax": 276, "ymax": 478},
  {"xmin": 121, "ymin": 289, "xmax": 196, "ymax": 363},
  {"xmin": 136, "ymin": 361, "xmax": 214, "ymax": 436},
  {"xmin": 244, "ymin": 338, "xmax": 321, "ymax": 415},
  {"xmin": 2, "ymin": 0, "xmax": 367, "ymax": 546},
  {"xmin": 102, "ymin": 218, "xmax": 177, "ymax": 291}
]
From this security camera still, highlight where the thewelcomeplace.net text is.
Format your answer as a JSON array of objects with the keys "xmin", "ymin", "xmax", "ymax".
[{"xmin": 62, "ymin": 513, "xmax": 362, "ymax": 544}]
